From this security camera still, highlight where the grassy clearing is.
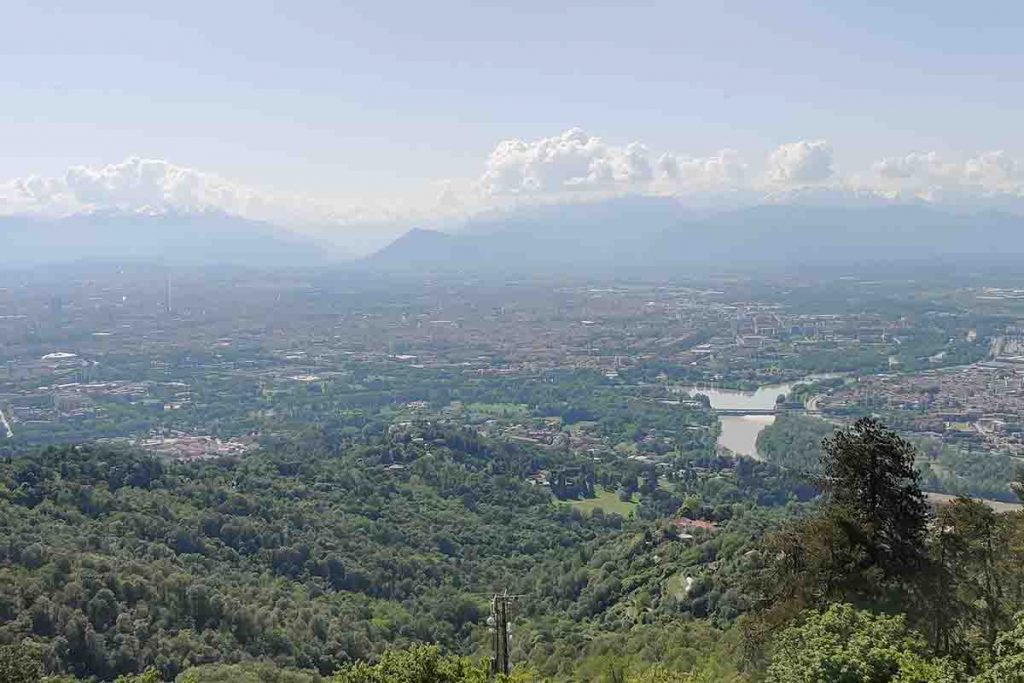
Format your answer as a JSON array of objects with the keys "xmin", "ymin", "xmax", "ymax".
[
  {"xmin": 567, "ymin": 487, "xmax": 637, "ymax": 516},
  {"xmin": 463, "ymin": 402, "xmax": 531, "ymax": 420}
]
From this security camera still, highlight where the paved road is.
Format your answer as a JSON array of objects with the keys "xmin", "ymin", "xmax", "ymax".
[
  {"xmin": 805, "ymin": 394, "xmax": 824, "ymax": 413},
  {"xmin": 926, "ymin": 491, "xmax": 1021, "ymax": 513}
]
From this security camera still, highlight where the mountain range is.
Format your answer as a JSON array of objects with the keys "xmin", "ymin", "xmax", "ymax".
[
  {"xmin": 366, "ymin": 197, "xmax": 1024, "ymax": 275},
  {"xmin": 6, "ymin": 197, "xmax": 1024, "ymax": 274},
  {"xmin": 0, "ymin": 210, "xmax": 340, "ymax": 268}
]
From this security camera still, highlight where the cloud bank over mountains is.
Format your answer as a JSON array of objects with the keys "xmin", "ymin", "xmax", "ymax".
[
  {"xmin": 3, "ymin": 130, "xmax": 1024, "ymax": 238},
  {"xmin": 0, "ymin": 157, "xmax": 401, "ymax": 229},
  {"xmin": 3, "ymin": 158, "xmax": 252, "ymax": 217},
  {"xmin": 869, "ymin": 150, "xmax": 1024, "ymax": 198},
  {"xmin": 478, "ymin": 130, "xmax": 1024, "ymax": 209},
  {"xmin": 479, "ymin": 128, "xmax": 747, "ymax": 196},
  {"xmin": 767, "ymin": 140, "xmax": 835, "ymax": 184}
]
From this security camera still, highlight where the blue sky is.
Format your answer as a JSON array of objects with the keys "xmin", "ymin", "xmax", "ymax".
[{"xmin": 2, "ymin": 1, "xmax": 1024, "ymax": 226}]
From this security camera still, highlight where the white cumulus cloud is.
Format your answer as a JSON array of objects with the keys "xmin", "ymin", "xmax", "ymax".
[
  {"xmin": 963, "ymin": 150, "xmax": 1023, "ymax": 191},
  {"xmin": 767, "ymin": 140, "xmax": 835, "ymax": 184},
  {"xmin": 655, "ymin": 148, "xmax": 747, "ymax": 190},
  {"xmin": 0, "ymin": 157, "xmax": 451, "ymax": 230},
  {"xmin": 480, "ymin": 128, "xmax": 626, "ymax": 194},
  {"xmin": 480, "ymin": 128, "xmax": 747, "ymax": 196},
  {"xmin": 2, "ymin": 157, "xmax": 255, "ymax": 216},
  {"xmin": 872, "ymin": 151, "xmax": 956, "ymax": 184},
  {"xmin": 0, "ymin": 157, "xmax": 490, "ymax": 256},
  {"xmin": 870, "ymin": 150, "xmax": 1024, "ymax": 198}
]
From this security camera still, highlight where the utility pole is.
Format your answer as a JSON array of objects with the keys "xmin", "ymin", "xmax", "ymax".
[
  {"xmin": 489, "ymin": 591, "xmax": 515, "ymax": 677},
  {"xmin": 164, "ymin": 270, "xmax": 173, "ymax": 316}
]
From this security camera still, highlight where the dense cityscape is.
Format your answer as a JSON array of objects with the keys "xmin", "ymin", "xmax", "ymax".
[
  {"xmin": 2, "ymin": 266, "xmax": 1021, "ymax": 484},
  {"xmin": 4, "ymin": 264, "xmax": 1024, "ymax": 681}
]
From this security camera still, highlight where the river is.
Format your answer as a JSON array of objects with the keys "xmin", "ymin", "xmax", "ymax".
[
  {"xmin": 716, "ymin": 415, "xmax": 775, "ymax": 458},
  {"xmin": 682, "ymin": 380, "xmax": 826, "ymax": 458},
  {"xmin": 692, "ymin": 383, "xmax": 795, "ymax": 458},
  {"xmin": 685, "ymin": 379, "xmax": 1024, "ymax": 512}
]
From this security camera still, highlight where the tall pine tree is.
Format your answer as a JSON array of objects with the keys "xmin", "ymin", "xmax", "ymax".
[{"xmin": 821, "ymin": 417, "xmax": 929, "ymax": 578}]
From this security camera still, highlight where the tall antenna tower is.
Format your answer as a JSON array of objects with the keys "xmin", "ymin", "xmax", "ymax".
[
  {"xmin": 489, "ymin": 591, "xmax": 517, "ymax": 677},
  {"xmin": 164, "ymin": 270, "xmax": 173, "ymax": 315}
]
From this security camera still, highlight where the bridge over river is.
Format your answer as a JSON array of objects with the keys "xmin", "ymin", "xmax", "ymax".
[
  {"xmin": 713, "ymin": 408, "xmax": 778, "ymax": 416},
  {"xmin": 713, "ymin": 407, "xmax": 812, "ymax": 416}
]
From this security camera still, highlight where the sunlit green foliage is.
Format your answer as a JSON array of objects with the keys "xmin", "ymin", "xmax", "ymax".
[{"xmin": 766, "ymin": 604, "xmax": 966, "ymax": 682}]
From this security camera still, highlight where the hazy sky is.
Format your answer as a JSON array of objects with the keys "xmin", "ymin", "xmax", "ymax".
[{"xmin": 3, "ymin": 1, "xmax": 1024, "ymax": 223}]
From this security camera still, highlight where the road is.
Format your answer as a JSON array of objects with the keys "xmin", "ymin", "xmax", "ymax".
[{"xmin": 926, "ymin": 492, "xmax": 1022, "ymax": 513}]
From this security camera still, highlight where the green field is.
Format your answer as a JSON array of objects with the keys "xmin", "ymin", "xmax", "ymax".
[
  {"xmin": 566, "ymin": 487, "xmax": 638, "ymax": 516},
  {"xmin": 463, "ymin": 402, "xmax": 531, "ymax": 419}
]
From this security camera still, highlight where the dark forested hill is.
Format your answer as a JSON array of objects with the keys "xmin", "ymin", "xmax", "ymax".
[
  {"xmin": 3, "ymin": 420, "xmax": 1024, "ymax": 682},
  {"xmin": 0, "ymin": 417, "xmax": 814, "ymax": 682},
  {"xmin": 0, "ymin": 437, "xmax": 621, "ymax": 679}
]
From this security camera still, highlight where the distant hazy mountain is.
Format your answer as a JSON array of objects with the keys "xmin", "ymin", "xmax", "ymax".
[
  {"xmin": 366, "ymin": 196, "xmax": 689, "ymax": 272},
  {"xmin": 366, "ymin": 228, "xmax": 467, "ymax": 264},
  {"xmin": 656, "ymin": 204, "xmax": 1024, "ymax": 268},
  {"xmin": 0, "ymin": 211, "xmax": 341, "ymax": 267},
  {"xmin": 9, "ymin": 199, "xmax": 1024, "ymax": 273},
  {"xmin": 366, "ymin": 197, "xmax": 1024, "ymax": 274}
]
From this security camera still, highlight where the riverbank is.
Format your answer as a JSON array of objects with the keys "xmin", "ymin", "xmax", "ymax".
[{"xmin": 682, "ymin": 381, "xmax": 797, "ymax": 458}]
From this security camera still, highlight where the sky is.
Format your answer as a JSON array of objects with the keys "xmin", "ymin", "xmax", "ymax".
[{"xmin": 2, "ymin": 0, "xmax": 1024, "ymax": 235}]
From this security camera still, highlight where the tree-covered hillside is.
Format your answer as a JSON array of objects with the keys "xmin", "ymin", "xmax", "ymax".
[{"xmin": 2, "ymin": 419, "xmax": 1024, "ymax": 681}]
